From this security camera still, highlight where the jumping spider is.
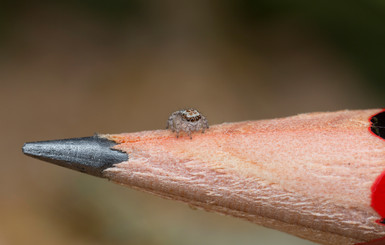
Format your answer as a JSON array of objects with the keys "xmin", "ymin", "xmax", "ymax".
[{"xmin": 167, "ymin": 108, "xmax": 209, "ymax": 139}]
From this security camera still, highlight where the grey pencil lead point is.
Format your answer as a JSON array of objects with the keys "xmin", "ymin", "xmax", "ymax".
[{"xmin": 22, "ymin": 135, "xmax": 128, "ymax": 177}]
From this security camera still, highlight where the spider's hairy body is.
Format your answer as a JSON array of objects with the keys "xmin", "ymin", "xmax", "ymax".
[{"xmin": 167, "ymin": 109, "xmax": 209, "ymax": 139}]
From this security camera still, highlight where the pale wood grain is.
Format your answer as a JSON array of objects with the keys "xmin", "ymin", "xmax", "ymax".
[{"xmin": 102, "ymin": 109, "xmax": 385, "ymax": 244}]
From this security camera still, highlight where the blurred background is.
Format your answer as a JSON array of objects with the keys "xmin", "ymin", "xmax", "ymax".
[{"xmin": 1, "ymin": 1, "xmax": 384, "ymax": 244}]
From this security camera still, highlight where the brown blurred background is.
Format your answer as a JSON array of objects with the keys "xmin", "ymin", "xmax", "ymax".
[{"xmin": 1, "ymin": 1, "xmax": 384, "ymax": 244}]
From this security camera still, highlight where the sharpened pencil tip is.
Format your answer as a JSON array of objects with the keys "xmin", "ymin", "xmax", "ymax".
[{"xmin": 22, "ymin": 135, "xmax": 128, "ymax": 177}]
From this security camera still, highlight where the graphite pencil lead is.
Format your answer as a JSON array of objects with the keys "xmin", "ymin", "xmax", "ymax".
[{"xmin": 22, "ymin": 135, "xmax": 128, "ymax": 177}]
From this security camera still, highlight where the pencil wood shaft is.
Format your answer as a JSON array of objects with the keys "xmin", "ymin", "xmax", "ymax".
[{"xmin": 102, "ymin": 109, "xmax": 385, "ymax": 244}]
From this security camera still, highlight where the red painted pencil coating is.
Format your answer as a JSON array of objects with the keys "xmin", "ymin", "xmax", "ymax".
[
  {"xmin": 370, "ymin": 109, "xmax": 385, "ymax": 225},
  {"xmin": 101, "ymin": 109, "xmax": 385, "ymax": 245}
]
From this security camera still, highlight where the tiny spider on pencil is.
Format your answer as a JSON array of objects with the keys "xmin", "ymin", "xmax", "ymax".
[{"xmin": 166, "ymin": 108, "xmax": 209, "ymax": 139}]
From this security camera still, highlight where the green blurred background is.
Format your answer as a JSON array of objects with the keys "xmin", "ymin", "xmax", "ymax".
[{"xmin": 1, "ymin": 1, "xmax": 384, "ymax": 244}]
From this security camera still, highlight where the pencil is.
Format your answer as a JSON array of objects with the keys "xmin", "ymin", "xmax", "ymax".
[{"xmin": 22, "ymin": 109, "xmax": 385, "ymax": 245}]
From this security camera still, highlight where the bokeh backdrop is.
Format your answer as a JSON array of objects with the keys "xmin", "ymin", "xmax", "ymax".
[{"xmin": 1, "ymin": 1, "xmax": 384, "ymax": 244}]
